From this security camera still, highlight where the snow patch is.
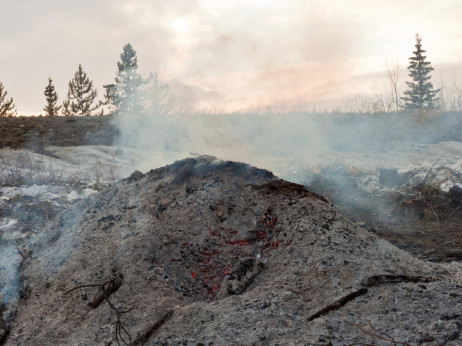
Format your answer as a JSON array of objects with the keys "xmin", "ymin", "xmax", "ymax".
[
  {"xmin": 0, "ymin": 218, "xmax": 18, "ymax": 231},
  {"xmin": 66, "ymin": 188, "xmax": 96, "ymax": 201},
  {"xmin": 440, "ymin": 182, "xmax": 462, "ymax": 193}
]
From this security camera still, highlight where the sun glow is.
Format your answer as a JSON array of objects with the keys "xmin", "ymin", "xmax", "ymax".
[{"xmin": 171, "ymin": 18, "xmax": 190, "ymax": 33}]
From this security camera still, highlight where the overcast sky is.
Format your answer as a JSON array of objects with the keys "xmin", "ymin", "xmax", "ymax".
[{"xmin": 1, "ymin": 0, "xmax": 462, "ymax": 114}]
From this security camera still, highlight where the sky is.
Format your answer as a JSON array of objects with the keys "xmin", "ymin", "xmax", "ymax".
[{"xmin": 1, "ymin": 0, "xmax": 462, "ymax": 115}]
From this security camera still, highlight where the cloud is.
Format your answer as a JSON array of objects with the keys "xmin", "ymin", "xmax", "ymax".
[{"xmin": 1, "ymin": 0, "xmax": 462, "ymax": 114}]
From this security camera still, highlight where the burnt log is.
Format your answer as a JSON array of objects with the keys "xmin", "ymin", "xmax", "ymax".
[{"xmin": 89, "ymin": 277, "xmax": 123, "ymax": 309}]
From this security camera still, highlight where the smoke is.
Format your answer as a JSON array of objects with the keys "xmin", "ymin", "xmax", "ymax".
[
  {"xmin": 0, "ymin": 109, "xmax": 459, "ymax": 336},
  {"xmin": 113, "ymin": 111, "xmax": 462, "ymax": 176},
  {"xmin": 112, "ymin": 112, "xmax": 324, "ymax": 175},
  {"xmin": 0, "ymin": 244, "xmax": 21, "ymax": 306},
  {"xmin": 112, "ymin": 111, "xmax": 462, "ymax": 228},
  {"xmin": 0, "ymin": 240, "xmax": 23, "ymax": 332},
  {"xmin": 1, "ymin": 109, "xmax": 460, "ymax": 327}
]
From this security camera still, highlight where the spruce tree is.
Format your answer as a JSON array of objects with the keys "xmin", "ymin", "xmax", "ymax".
[
  {"xmin": 0, "ymin": 82, "xmax": 17, "ymax": 117},
  {"xmin": 104, "ymin": 43, "xmax": 144, "ymax": 114},
  {"xmin": 43, "ymin": 77, "xmax": 61, "ymax": 116},
  {"xmin": 63, "ymin": 64, "xmax": 100, "ymax": 116},
  {"xmin": 401, "ymin": 34, "xmax": 440, "ymax": 111}
]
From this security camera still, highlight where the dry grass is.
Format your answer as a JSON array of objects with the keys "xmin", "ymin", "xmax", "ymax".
[
  {"xmin": 0, "ymin": 115, "xmax": 117, "ymax": 150},
  {"xmin": 0, "ymin": 149, "xmax": 122, "ymax": 189}
]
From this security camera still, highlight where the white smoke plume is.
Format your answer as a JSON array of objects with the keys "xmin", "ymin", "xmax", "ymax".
[
  {"xmin": 112, "ymin": 111, "xmax": 462, "ymax": 180},
  {"xmin": 111, "ymin": 110, "xmax": 462, "ymax": 231}
]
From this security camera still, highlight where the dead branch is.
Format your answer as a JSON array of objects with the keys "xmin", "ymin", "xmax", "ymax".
[
  {"xmin": 89, "ymin": 277, "xmax": 122, "ymax": 308},
  {"xmin": 446, "ymin": 205, "xmax": 462, "ymax": 218},
  {"xmin": 64, "ymin": 283, "xmax": 101, "ymax": 295},
  {"xmin": 16, "ymin": 246, "xmax": 27, "ymax": 259},
  {"xmin": 430, "ymin": 204, "xmax": 440, "ymax": 225},
  {"xmin": 307, "ymin": 288, "xmax": 368, "ymax": 321},
  {"xmin": 0, "ymin": 308, "xmax": 9, "ymax": 345},
  {"xmin": 361, "ymin": 274, "xmax": 438, "ymax": 287},
  {"xmin": 435, "ymin": 165, "xmax": 462, "ymax": 180},
  {"xmin": 347, "ymin": 320, "xmax": 410, "ymax": 345},
  {"xmin": 102, "ymin": 281, "xmax": 132, "ymax": 346},
  {"xmin": 130, "ymin": 310, "xmax": 174, "ymax": 346},
  {"xmin": 422, "ymin": 154, "xmax": 447, "ymax": 186},
  {"xmin": 452, "ymin": 231, "xmax": 462, "ymax": 245},
  {"xmin": 64, "ymin": 274, "xmax": 131, "ymax": 345}
]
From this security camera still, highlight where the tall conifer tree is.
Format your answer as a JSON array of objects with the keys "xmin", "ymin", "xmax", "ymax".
[
  {"xmin": 0, "ymin": 82, "xmax": 17, "ymax": 117},
  {"xmin": 104, "ymin": 43, "xmax": 144, "ymax": 114},
  {"xmin": 401, "ymin": 34, "xmax": 440, "ymax": 111},
  {"xmin": 43, "ymin": 77, "xmax": 61, "ymax": 116},
  {"xmin": 63, "ymin": 64, "xmax": 99, "ymax": 116}
]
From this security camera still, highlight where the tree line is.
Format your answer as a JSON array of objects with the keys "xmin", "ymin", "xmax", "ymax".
[
  {"xmin": 0, "ymin": 35, "xmax": 446, "ymax": 116},
  {"xmin": 0, "ymin": 43, "xmax": 174, "ymax": 117}
]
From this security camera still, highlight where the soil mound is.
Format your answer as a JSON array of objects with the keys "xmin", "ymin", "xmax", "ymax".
[{"xmin": 3, "ymin": 156, "xmax": 462, "ymax": 345}]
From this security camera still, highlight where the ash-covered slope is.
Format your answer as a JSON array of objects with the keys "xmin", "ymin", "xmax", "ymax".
[{"xmin": 4, "ymin": 156, "xmax": 462, "ymax": 345}]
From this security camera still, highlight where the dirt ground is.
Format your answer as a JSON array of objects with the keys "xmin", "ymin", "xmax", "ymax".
[
  {"xmin": 309, "ymin": 174, "xmax": 462, "ymax": 262},
  {"xmin": 7, "ymin": 157, "xmax": 462, "ymax": 344}
]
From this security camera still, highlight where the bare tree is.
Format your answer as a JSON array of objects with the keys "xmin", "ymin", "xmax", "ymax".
[
  {"xmin": 342, "ymin": 94, "xmax": 383, "ymax": 114},
  {"xmin": 373, "ymin": 80, "xmax": 396, "ymax": 113},
  {"xmin": 448, "ymin": 77, "xmax": 462, "ymax": 111},
  {"xmin": 438, "ymin": 70, "xmax": 447, "ymax": 111},
  {"xmin": 438, "ymin": 72, "xmax": 462, "ymax": 112},
  {"xmin": 341, "ymin": 61, "xmax": 400, "ymax": 115},
  {"xmin": 386, "ymin": 60, "xmax": 400, "ymax": 113}
]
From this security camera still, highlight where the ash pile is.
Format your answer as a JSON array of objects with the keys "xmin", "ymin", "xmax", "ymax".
[{"xmin": 2, "ymin": 156, "xmax": 462, "ymax": 345}]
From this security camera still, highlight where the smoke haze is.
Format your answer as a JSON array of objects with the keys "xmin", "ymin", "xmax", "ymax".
[
  {"xmin": 113, "ymin": 111, "xmax": 462, "ymax": 180},
  {"xmin": 2, "ymin": 1, "xmax": 462, "ymax": 114}
]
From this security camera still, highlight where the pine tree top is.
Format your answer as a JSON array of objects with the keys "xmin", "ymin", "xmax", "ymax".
[
  {"xmin": 0, "ymin": 82, "xmax": 17, "ymax": 117},
  {"xmin": 43, "ymin": 77, "xmax": 61, "ymax": 116},
  {"xmin": 118, "ymin": 43, "xmax": 138, "ymax": 72},
  {"xmin": 64, "ymin": 64, "xmax": 99, "ymax": 116}
]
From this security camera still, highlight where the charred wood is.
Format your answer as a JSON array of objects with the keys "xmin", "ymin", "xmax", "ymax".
[
  {"xmin": 89, "ymin": 276, "xmax": 122, "ymax": 309},
  {"xmin": 130, "ymin": 310, "xmax": 174, "ymax": 345},
  {"xmin": 307, "ymin": 288, "xmax": 368, "ymax": 321},
  {"xmin": 361, "ymin": 274, "xmax": 438, "ymax": 287}
]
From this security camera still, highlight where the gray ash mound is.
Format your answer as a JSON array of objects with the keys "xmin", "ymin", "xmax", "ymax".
[{"xmin": 2, "ymin": 156, "xmax": 462, "ymax": 345}]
